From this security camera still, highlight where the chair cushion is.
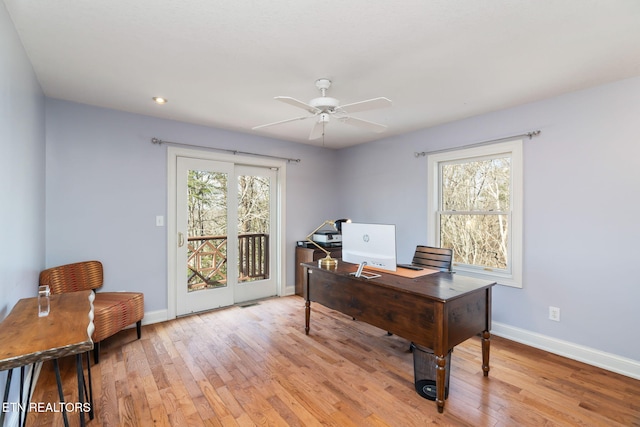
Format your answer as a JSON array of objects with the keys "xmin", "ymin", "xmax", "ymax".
[{"xmin": 92, "ymin": 292, "xmax": 144, "ymax": 343}]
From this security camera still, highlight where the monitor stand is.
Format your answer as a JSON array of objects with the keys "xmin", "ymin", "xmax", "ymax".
[{"xmin": 350, "ymin": 262, "xmax": 381, "ymax": 280}]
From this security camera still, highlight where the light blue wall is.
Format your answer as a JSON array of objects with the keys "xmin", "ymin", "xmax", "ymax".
[
  {"xmin": 44, "ymin": 99, "xmax": 340, "ymax": 313},
  {"xmin": 0, "ymin": 0, "xmax": 46, "ymax": 416},
  {"xmin": 337, "ymin": 76, "xmax": 640, "ymax": 362},
  {"xmin": 0, "ymin": 2, "xmax": 46, "ymax": 318}
]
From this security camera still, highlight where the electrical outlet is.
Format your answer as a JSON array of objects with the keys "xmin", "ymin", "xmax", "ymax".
[{"xmin": 549, "ymin": 306, "xmax": 560, "ymax": 322}]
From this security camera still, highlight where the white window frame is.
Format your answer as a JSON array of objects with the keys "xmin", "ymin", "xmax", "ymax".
[{"xmin": 426, "ymin": 139, "xmax": 523, "ymax": 288}]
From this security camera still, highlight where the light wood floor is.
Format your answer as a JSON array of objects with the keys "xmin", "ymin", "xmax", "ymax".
[{"xmin": 27, "ymin": 295, "xmax": 639, "ymax": 426}]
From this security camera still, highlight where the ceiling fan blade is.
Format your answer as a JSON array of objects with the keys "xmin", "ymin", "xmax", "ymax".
[
  {"xmin": 275, "ymin": 96, "xmax": 321, "ymax": 114},
  {"xmin": 339, "ymin": 116, "xmax": 388, "ymax": 133},
  {"xmin": 338, "ymin": 97, "xmax": 392, "ymax": 114},
  {"xmin": 252, "ymin": 115, "xmax": 312, "ymax": 130},
  {"xmin": 308, "ymin": 120, "xmax": 326, "ymax": 140}
]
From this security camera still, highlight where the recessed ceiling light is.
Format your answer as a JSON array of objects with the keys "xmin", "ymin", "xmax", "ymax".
[{"xmin": 153, "ymin": 97, "xmax": 168, "ymax": 104}]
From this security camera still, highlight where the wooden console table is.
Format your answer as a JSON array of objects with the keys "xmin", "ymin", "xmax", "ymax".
[
  {"xmin": 303, "ymin": 261, "xmax": 495, "ymax": 413},
  {"xmin": 295, "ymin": 244, "xmax": 342, "ymax": 295},
  {"xmin": 0, "ymin": 290, "xmax": 95, "ymax": 427}
]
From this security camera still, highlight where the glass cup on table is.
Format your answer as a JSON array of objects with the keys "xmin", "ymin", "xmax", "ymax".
[{"xmin": 38, "ymin": 285, "xmax": 50, "ymax": 317}]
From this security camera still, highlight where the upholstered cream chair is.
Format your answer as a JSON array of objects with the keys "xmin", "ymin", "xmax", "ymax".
[{"xmin": 39, "ymin": 260, "xmax": 144, "ymax": 363}]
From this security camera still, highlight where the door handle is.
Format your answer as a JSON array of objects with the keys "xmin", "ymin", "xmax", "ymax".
[{"xmin": 178, "ymin": 232, "xmax": 185, "ymax": 247}]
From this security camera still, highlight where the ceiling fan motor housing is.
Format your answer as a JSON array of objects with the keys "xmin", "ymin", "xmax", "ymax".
[{"xmin": 310, "ymin": 96, "xmax": 340, "ymax": 112}]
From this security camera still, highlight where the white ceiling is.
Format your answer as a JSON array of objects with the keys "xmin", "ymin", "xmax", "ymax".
[{"xmin": 4, "ymin": 1, "xmax": 640, "ymax": 149}]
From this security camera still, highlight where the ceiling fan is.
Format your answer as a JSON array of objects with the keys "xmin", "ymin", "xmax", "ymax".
[{"xmin": 252, "ymin": 78, "xmax": 392, "ymax": 140}]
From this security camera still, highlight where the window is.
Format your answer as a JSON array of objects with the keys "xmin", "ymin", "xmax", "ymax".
[{"xmin": 427, "ymin": 140, "xmax": 523, "ymax": 287}]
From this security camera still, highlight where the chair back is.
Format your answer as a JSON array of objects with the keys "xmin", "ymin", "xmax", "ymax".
[
  {"xmin": 412, "ymin": 246, "xmax": 453, "ymax": 271},
  {"xmin": 39, "ymin": 260, "xmax": 103, "ymax": 294}
]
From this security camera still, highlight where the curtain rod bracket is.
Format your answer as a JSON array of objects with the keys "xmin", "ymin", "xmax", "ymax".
[{"xmin": 527, "ymin": 130, "xmax": 541, "ymax": 139}]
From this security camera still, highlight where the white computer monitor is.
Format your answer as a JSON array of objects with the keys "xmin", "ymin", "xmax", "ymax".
[{"xmin": 341, "ymin": 222, "xmax": 397, "ymax": 272}]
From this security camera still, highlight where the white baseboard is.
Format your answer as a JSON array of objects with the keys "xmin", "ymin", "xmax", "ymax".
[
  {"xmin": 119, "ymin": 309, "xmax": 168, "ymax": 330},
  {"xmin": 140, "ymin": 309, "xmax": 169, "ymax": 325},
  {"xmin": 492, "ymin": 321, "xmax": 640, "ymax": 380}
]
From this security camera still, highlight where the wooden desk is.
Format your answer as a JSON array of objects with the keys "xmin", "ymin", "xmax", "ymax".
[
  {"xmin": 303, "ymin": 261, "xmax": 495, "ymax": 413},
  {"xmin": 0, "ymin": 290, "xmax": 95, "ymax": 427}
]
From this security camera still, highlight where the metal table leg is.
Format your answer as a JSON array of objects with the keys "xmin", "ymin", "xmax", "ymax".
[
  {"xmin": 84, "ymin": 352, "xmax": 94, "ymax": 420},
  {"xmin": 0, "ymin": 369, "xmax": 13, "ymax": 427},
  {"xmin": 52, "ymin": 359, "xmax": 70, "ymax": 427}
]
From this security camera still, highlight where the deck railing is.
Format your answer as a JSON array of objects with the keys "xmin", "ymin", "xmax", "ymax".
[{"xmin": 187, "ymin": 233, "xmax": 269, "ymax": 291}]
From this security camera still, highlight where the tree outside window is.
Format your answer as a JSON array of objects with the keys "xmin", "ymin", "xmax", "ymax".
[
  {"xmin": 440, "ymin": 156, "xmax": 510, "ymax": 270},
  {"xmin": 427, "ymin": 140, "xmax": 523, "ymax": 287}
]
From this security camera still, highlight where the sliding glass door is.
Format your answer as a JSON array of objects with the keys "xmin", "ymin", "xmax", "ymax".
[{"xmin": 174, "ymin": 157, "xmax": 278, "ymax": 316}]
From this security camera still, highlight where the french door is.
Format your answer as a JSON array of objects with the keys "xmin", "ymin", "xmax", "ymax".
[{"xmin": 174, "ymin": 156, "xmax": 278, "ymax": 316}]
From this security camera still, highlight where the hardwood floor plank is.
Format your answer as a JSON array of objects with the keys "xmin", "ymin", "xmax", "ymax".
[
  {"xmin": 117, "ymin": 394, "xmax": 138, "ymax": 427},
  {"xmin": 266, "ymin": 394, "xmax": 306, "ymax": 427},
  {"xmin": 25, "ymin": 296, "xmax": 639, "ymax": 426},
  {"xmin": 198, "ymin": 381, "xmax": 234, "ymax": 419},
  {"xmin": 267, "ymin": 371, "xmax": 337, "ymax": 423},
  {"xmin": 215, "ymin": 385, "xmax": 249, "ymax": 420}
]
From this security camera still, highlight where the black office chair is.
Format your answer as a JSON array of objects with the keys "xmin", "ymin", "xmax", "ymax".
[{"xmin": 411, "ymin": 245, "xmax": 453, "ymax": 272}]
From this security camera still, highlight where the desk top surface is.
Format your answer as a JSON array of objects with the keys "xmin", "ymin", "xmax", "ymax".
[
  {"xmin": 304, "ymin": 260, "xmax": 495, "ymax": 302},
  {"xmin": 0, "ymin": 290, "xmax": 94, "ymax": 370}
]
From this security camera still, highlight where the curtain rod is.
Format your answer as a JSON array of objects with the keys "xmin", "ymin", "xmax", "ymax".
[
  {"xmin": 150, "ymin": 137, "xmax": 301, "ymax": 163},
  {"xmin": 414, "ymin": 130, "xmax": 541, "ymax": 158}
]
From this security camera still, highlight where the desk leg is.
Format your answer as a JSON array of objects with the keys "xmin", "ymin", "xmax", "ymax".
[
  {"xmin": 482, "ymin": 330, "xmax": 491, "ymax": 377},
  {"xmin": 305, "ymin": 300, "xmax": 311, "ymax": 335},
  {"xmin": 436, "ymin": 355, "xmax": 446, "ymax": 414}
]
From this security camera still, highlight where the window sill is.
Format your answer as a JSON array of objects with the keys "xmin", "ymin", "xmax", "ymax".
[{"xmin": 453, "ymin": 268, "xmax": 522, "ymax": 288}]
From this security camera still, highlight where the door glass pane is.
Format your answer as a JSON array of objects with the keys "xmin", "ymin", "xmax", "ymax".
[
  {"xmin": 186, "ymin": 169, "xmax": 228, "ymax": 292},
  {"xmin": 237, "ymin": 174, "xmax": 270, "ymax": 283}
]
